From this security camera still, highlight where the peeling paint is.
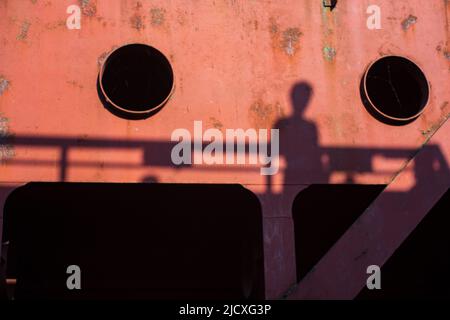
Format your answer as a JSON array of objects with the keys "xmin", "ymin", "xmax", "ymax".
[
  {"xmin": 420, "ymin": 110, "xmax": 450, "ymax": 139},
  {"xmin": 150, "ymin": 8, "xmax": 165, "ymax": 26},
  {"xmin": 97, "ymin": 46, "xmax": 119, "ymax": 70},
  {"xmin": 17, "ymin": 21, "xmax": 31, "ymax": 41},
  {"xmin": 130, "ymin": 14, "xmax": 144, "ymax": 30},
  {"xmin": 79, "ymin": 0, "xmax": 97, "ymax": 17},
  {"xmin": 420, "ymin": 123, "xmax": 439, "ymax": 138},
  {"xmin": 436, "ymin": 44, "xmax": 450, "ymax": 60},
  {"xmin": 0, "ymin": 115, "xmax": 15, "ymax": 163},
  {"xmin": 269, "ymin": 18, "xmax": 279, "ymax": 34},
  {"xmin": 268, "ymin": 20, "xmax": 302, "ymax": 56},
  {"xmin": 249, "ymin": 101, "xmax": 281, "ymax": 129},
  {"xmin": 0, "ymin": 76, "xmax": 9, "ymax": 95},
  {"xmin": 323, "ymin": 46, "xmax": 336, "ymax": 61},
  {"xmin": 209, "ymin": 117, "xmax": 223, "ymax": 130},
  {"xmin": 45, "ymin": 20, "xmax": 66, "ymax": 30},
  {"xmin": 97, "ymin": 51, "xmax": 109, "ymax": 69},
  {"xmin": 401, "ymin": 14, "xmax": 418, "ymax": 30},
  {"xmin": 282, "ymin": 28, "xmax": 302, "ymax": 56}
]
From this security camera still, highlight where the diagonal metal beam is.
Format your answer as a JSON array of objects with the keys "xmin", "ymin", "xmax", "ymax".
[{"xmin": 288, "ymin": 116, "xmax": 450, "ymax": 300}]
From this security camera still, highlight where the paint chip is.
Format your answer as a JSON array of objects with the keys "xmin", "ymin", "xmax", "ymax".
[
  {"xmin": 282, "ymin": 28, "xmax": 302, "ymax": 56},
  {"xmin": 209, "ymin": 117, "xmax": 223, "ymax": 130},
  {"xmin": 130, "ymin": 14, "xmax": 144, "ymax": 30},
  {"xmin": 79, "ymin": 0, "xmax": 97, "ymax": 17},
  {"xmin": 401, "ymin": 15, "xmax": 417, "ymax": 30},
  {"xmin": 17, "ymin": 21, "xmax": 31, "ymax": 41},
  {"xmin": 0, "ymin": 77, "xmax": 9, "ymax": 95},
  {"xmin": 150, "ymin": 8, "xmax": 165, "ymax": 26},
  {"xmin": 323, "ymin": 46, "xmax": 337, "ymax": 61},
  {"xmin": 444, "ymin": 51, "xmax": 450, "ymax": 60},
  {"xmin": 0, "ymin": 115, "xmax": 15, "ymax": 162}
]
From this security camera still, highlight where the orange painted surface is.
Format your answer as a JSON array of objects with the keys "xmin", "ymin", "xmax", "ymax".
[
  {"xmin": 1, "ymin": 0, "xmax": 449, "ymax": 299},
  {"xmin": 0, "ymin": 0, "xmax": 448, "ymax": 186}
]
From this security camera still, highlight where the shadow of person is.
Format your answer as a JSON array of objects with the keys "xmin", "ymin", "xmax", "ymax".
[{"xmin": 274, "ymin": 82, "xmax": 328, "ymax": 186}]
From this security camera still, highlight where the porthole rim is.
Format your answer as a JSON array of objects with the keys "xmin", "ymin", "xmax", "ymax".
[
  {"xmin": 98, "ymin": 42, "xmax": 175, "ymax": 116},
  {"xmin": 362, "ymin": 54, "xmax": 430, "ymax": 122}
]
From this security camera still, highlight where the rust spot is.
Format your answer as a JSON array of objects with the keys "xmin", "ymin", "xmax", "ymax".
[
  {"xmin": 269, "ymin": 18, "xmax": 279, "ymax": 35},
  {"xmin": 79, "ymin": 0, "xmax": 97, "ymax": 17},
  {"xmin": 150, "ymin": 7, "xmax": 165, "ymax": 26},
  {"xmin": 66, "ymin": 80, "xmax": 84, "ymax": 89},
  {"xmin": 281, "ymin": 28, "xmax": 302, "ymax": 56},
  {"xmin": 176, "ymin": 9, "xmax": 187, "ymax": 26},
  {"xmin": 421, "ymin": 123, "xmax": 440, "ymax": 138},
  {"xmin": 437, "ymin": 44, "xmax": 450, "ymax": 60},
  {"xmin": 45, "ymin": 20, "xmax": 66, "ymax": 30},
  {"xmin": 0, "ymin": 115, "xmax": 15, "ymax": 163},
  {"xmin": 420, "ymin": 107, "xmax": 450, "ymax": 139},
  {"xmin": 97, "ymin": 51, "xmax": 109, "ymax": 69},
  {"xmin": 269, "ymin": 20, "xmax": 302, "ymax": 57},
  {"xmin": 97, "ymin": 46, "xmax": 118, "ymax": 69},
  {"xmin": 130, "ymin": 14, "xmax": 144, "ymax": 30},
  {"xmin": 0, "ymin": 76, "xmax": 9, "ymax": 95},
  {"xmin": 17, "ymin": 21, "xmax": 31, "ymax": 41},
  {"xmin": 444, "ymin": 51, "xmax": 450, "ymax": 60},
  {"xmin": 209, "ymin": 117, "xmax": 223, "ymax": 130},
  {"xmin": 439, "ymin": 101, "xmax": 450, "ymax": 123},
  {"xmin": 401, "ymin": 14, "xmax": 417, "ymax": 30},
  {"xmin": 323, "ymin": 46, "xmax": 336, "ymax": 61},
  {"xmin": 249, "ymin": 101, "xmax": 281, "ymax": 129}
]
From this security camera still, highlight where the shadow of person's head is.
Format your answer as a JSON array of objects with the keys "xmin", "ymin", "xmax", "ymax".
[{"xmin": 290, "ymin": 82, "xmax": 313, "ymax": 117}]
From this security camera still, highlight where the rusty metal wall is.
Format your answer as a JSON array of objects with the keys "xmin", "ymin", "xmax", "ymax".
[{"xmin": 1, "ymin": 0, "xmax": 449, "ymax": 299}]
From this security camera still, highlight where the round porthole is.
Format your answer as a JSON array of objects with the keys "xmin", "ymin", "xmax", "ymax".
[
  {"xmin": 99, "ymin": 43, "xmax": 174, "ymax": 119},
  {"xmin": 361, "ymin": 56, "xmax": 429, "ymax": 125}
]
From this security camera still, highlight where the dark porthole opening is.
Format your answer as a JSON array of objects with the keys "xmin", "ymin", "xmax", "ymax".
[
  {"xmin": 361, "ymin": 56, "xmax": 429, "ymax": 125},
  {"xmin": 98, "ymin": 43, "xmax": 174, "ymax": 120}
]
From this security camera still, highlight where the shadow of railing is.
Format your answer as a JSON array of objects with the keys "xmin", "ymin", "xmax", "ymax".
[{"xmin": 2, "ymin": 134, "xmax": 448, "ymax": 188}]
